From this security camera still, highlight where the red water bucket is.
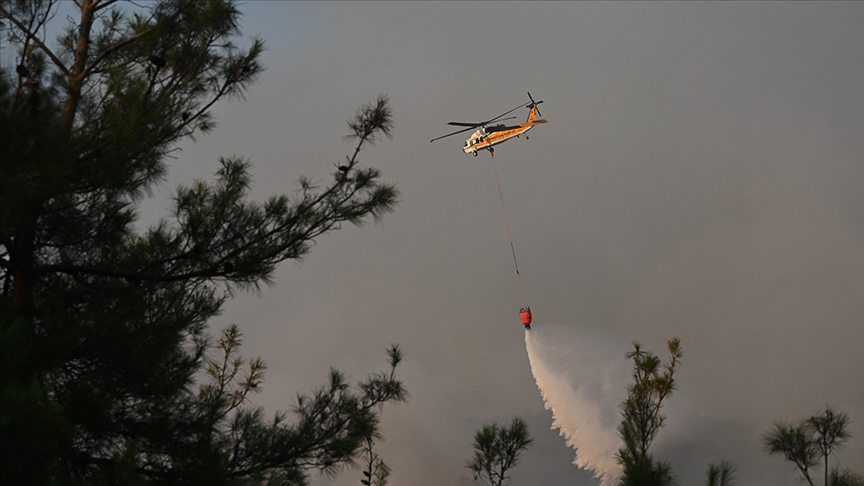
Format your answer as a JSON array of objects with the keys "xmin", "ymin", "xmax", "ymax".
[{"xmin": 519, "ymin": 307, "xmax": 532, "ymax": 328}]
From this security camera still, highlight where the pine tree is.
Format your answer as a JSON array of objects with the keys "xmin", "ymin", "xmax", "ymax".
[
  {"xmin": 466, "ymin": 417, "xmax": 533, "ymax": 486},
  {"xmin": 1, "ymin": 1, "xmax": 404, "ymax": 484},
  {"xmin": 705, "ymin": 460, "xmax": 737, "ymax": 486},
  {"xmin": 762, "ymin": 407, "xmax": 855, "ymax": 486},
  {"xmin": 615, "ymin": 339, "xmax": 682, "ymax": 486}
]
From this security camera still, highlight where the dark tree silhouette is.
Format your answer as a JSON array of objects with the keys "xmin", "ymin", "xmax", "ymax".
[
  {"xmin": 1, "ymin": 1, "xmax": 404, "ymax": 484},
  {"xmin": 808, "ymin": 408, "xmax": 852, "ymax": 486},
  {"xmin": 467, "ymin": 417, "xmax": 533, "ymax": 486},
  {"xmin": 762, "ymin": 407, "xmax": 855, "ymax": 486},
  {"xmin": 705, "ymin": 460, "xmax": 736, "ymax": 486},
  {"xmin": 615, "ymin": 338, "xmax": 682, "ymax": 486}
]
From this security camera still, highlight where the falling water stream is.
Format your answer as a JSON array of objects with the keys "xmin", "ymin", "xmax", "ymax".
[{"xmin": 525, "ymin": 326, "xmax": 630, "ymax": 485}]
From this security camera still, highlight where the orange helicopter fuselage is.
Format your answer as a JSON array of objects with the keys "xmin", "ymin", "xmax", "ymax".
[{"xmin": 462, "ymin": 105, "xmax": 547, "ymax": 155}]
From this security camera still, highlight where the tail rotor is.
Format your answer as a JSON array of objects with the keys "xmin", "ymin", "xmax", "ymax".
[{"xmin": 527, "ymin": 92, "xmax": 543, "ymax": 117}]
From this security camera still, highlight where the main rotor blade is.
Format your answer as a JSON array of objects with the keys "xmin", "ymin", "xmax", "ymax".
[
  {"xmin": 430, "ymin": 125, "xmax": 477, "ymax": 143},
  {"xmin": 484, "ymin": 103, "xmax": 529, "ymax": 125},
  {"xmin": 431, "ymin": 95, "xmax": 538, "ymax": 143},
  {"xmin": 447, "ymin": 116, "xmax": 516, "ymax": 127}
]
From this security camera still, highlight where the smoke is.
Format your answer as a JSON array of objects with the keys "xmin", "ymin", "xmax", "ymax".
[{"xmin": 525, "ymin": 325, "xmax": 632, "ymax": 486}]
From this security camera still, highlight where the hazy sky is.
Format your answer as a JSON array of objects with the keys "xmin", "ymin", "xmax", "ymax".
[{"xmin": 138, "ymin": 2, "xmax": 863, "ymax": 484}]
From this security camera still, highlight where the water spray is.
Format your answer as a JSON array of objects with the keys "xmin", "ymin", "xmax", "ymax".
[{"xmin": 524, "ymin": 326, "xmax": 630, "ymax": 485}]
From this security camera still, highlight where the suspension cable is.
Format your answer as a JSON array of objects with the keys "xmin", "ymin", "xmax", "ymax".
[{"xmin": 490, "ymin": 151, "xmax": 524, "ymax": 294}]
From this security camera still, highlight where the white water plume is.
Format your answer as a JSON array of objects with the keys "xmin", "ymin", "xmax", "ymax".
[{"xmin": 525, "ymin": 326, "xmax": 630, "ymax": 486}]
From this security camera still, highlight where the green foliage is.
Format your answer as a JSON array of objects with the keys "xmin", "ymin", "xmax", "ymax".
[
  {"xmin": 762, "ymin": 407, "xmax": 854, "ymax": 486},
  {"xmin": 830, "ymin": 468, "xmax": 864, "ymax": 486},
  {"xmin": 467, "ymin": 417, "xmax": 533, "ymax": 486},
  {"xmin": 615, "ymin": 338, "xmax": 682, "ymax": 486},
  {"xmin": 359, "ymin": 433, "xmax": 391, "ymax": 486},
  {"xmin": 1, "ymin": 1, "xmax": 403, "ymax": 484},
  {"xmin": 198, "ymin": 324, "xmax": 267, "ymax": 416},
  {"xmin": 705, "ymin": 460, "xmax": 736, "ymax": 486},
  {"xmin": 762, "ymin": 420, "xmax": 820, "ymax": 485},
  {"xmin": 809, "ymin": 408, "xmax": 852, "ymax": 486}
]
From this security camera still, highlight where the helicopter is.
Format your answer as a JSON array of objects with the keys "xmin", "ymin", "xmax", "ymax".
[{"xmin": 430, "ymin": 92, "xmax": 547, "ymax": 156}]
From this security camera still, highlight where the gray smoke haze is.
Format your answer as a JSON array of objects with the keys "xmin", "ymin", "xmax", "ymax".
[{"xmin": 127, "ymin": 2, "xmax": 864, "ymax": 484}]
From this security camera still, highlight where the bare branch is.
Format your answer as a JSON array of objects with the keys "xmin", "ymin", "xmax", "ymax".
[
  {"xmin": 0, "ymin": 4, "xmax": 71, "ymax": 77},
  {"xmin": 93, "ymin": 0, "xmax": 122, "ymax": 12}
]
